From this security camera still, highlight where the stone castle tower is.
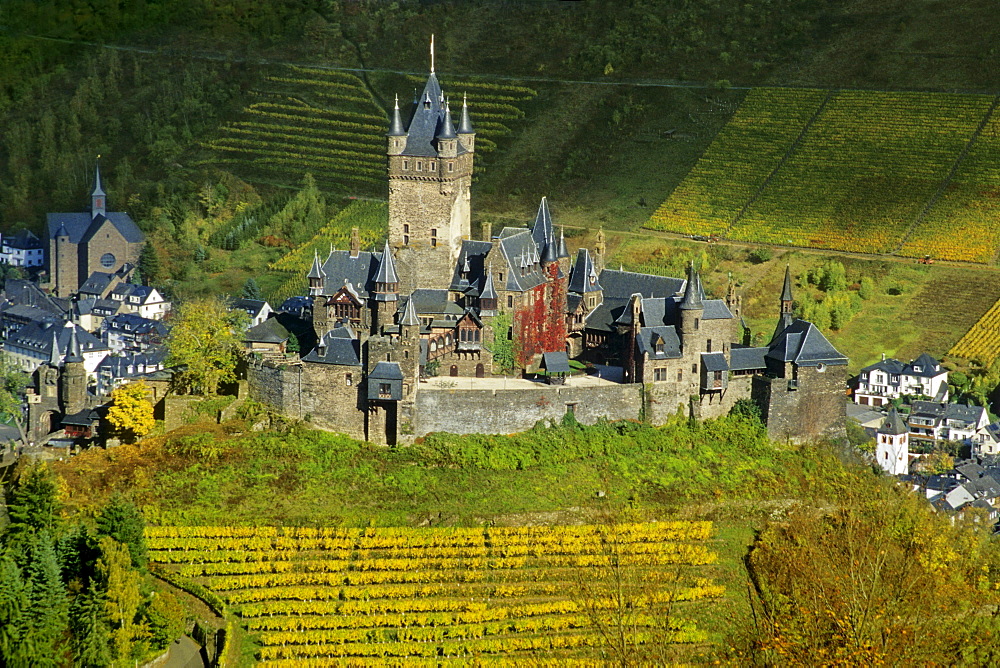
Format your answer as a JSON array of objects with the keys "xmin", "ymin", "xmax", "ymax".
[{"xmin": 387, "ymin": 38, "xmax": 475, "ymax": 292}]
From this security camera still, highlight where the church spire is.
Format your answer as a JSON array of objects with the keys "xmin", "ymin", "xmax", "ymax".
[{"xmin": 91, "ymin": 159, "xmax": 106, "ymax": 219}]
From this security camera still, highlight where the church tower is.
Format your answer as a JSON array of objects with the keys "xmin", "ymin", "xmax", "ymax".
[
  {"xmin": 876, "ymin": 406, "xmax": 909, "ymax": 475},
  {"xmin": 91, "ymin": 161, "xmax": 106, "ymax": 219},
  {"xmin": 388, "ymin": 36, "xmax": 474, "ymax": 292}
]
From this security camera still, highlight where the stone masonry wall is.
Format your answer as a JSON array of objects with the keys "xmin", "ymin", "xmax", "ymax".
[
  {"xmin": 754, "ymin": 366, "xmax": 846, "ymax": 442},
  {"xmin": 412, "ymin": 384, "xmax": 643, "ymax": 437}
]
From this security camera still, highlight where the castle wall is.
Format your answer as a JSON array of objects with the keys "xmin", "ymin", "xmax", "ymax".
[
  {"xmin": 753, "ymin": 366, "xmax": 846, "ymax": 442},
  {"xmin": 412, "ymin": 384, "xmax": 643, "ymax": 437}
]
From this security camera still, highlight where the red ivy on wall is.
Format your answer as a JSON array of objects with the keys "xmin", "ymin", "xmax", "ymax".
[{"xmin": 515, "ymin": 262, "xmax": 568, "ymax": 367}]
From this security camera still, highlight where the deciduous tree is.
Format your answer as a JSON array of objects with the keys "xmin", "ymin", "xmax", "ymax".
[
  {"xmin": 106, "ymin": 381, "xmax": 155, "ymax": 443},
  {"xmin": 166, "ymin": 297, "xmax": 245, "ymax": 395},
  {"xmin": 0, "ymin": 351, "xmax": 30, "ymax": 445}
]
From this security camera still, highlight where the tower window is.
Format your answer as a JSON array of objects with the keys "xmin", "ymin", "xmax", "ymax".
[
  {"xmin": 448, "ymin": 162, "xmax": 454, "ymax": 172},
  {"xmin": 692, "ymin": 364, "xmax": 697, "ymax": 374},
  {"xmin": 346, "ymin": 373, "xmax": 353, "ymax": 386},
  {"xmin": 706, "ymin": 339, "xmax": 712, "ymax": 353},
  {"xmin": 430, "ymin": 229, "xmax": 438, "ymax": 247},
  {"xmin": 694, "ymin": 318, "xmax": 700, "ymax": 330},
  {"xmin": 416, "ymin": 162, "xmax": 423, "ymax": 172},
  {"xmin": 507, "ymin": 295, "xmax": 514, "ymax": 308},
  {"xmin": 430, "ymin": 162, "xmax": 436, "ymax": 171},
  {"xmin": 403, "ymin": 235, "xmax": 409, "ymax": 245},
  {"xmin": 677, "ymin": 370, "xmax": 683, "ymax": 382},
  {"xmin": 403, "ymin": 224, "xmax": 409, "ymax": 233},
  {"xmin": 403, "ymin": 160, "xmax": 409, "ymax": 170}
]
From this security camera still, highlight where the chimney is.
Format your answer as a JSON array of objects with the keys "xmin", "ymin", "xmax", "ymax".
[
  {"xmin": 350, "ymin": 227, "xmax": 360, "ymax": 258},
  {"xmin": 882, "ymin": 352, "xmax": 886, "ymax": 361},
  {"xmin": 482, "ymin": 222, "xmax": 492, "ymax": 242}
]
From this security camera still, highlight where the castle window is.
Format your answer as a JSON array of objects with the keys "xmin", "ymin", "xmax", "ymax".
[
  {"xmin": 654, "ymin": 368, "xmax": 667, "ymax": 381},
  {"xmin": 404, "ymin": 350, "xmax": 409, "ymax": 359},
  {"xmin": 386, "ymin": 353, "xmax": 392, "ymax": 361},
  {"xmin": 507, "ymin": 327, "xmax": 513, "ymax": 340},
  {"xmin": 430, "ymin": 162, "xmax": 437, "ymax": 171},
  {"xmin": 507, "ymin": 295, "xmax": 514, "ymax": 308},
  {"xmin": 403, "ymin": 224, "xmax": 409, "ymax": 233},
  {"xmin": 100, "ymin": 253, "xmax": 116, "ymax": 268},
  {"xmin": 677, "ymin": 370, "xmax": 683, "ymax": 382},
  {"xmin": 430, "ymin": 229, "xmax": 438, "ymax": 247},
  {"xmin": 498, "ymin": 272, "xmax": 504, "ymax": 282},
  {"xmin": 692, "ymin": 364, "xmax": 697, "ymax": 374},
  {"xmin": 706, "ymin": 339, "xmax": 712, "ymax": 353},
  {"xmin": 346, "ymin": 373, "xmax": 353, "ymax": 386},
  {"xmin": 379, "ymin": 383, "xmax": 392, "ymax": 398},
  {"xmin": 416, "ymin": 162, "xmax": 423, "ymax": 172},
  {"xmin": 404, "ymin": 235, "xmax": 409, "ymax": 244},
  {"xmin": 694, "ymin": 318, "xmax": 700, "ymax": 330},
  {"xmin": 448, "ymin": 162, "xmax": 454, "ymax": 172},
  {"xmin": 403, "ymin": 160, "xmax": 409, "ymax": 170}
]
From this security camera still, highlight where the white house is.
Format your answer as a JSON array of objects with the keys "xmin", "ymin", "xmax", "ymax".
[
  {"xmin": 109, "ymin": 283, "xmax": 172, "ymax": 321},
  {"xmin": 0, "ymin": 229, "xmax": 45, "ymax": 267},
  {"xmin": 2, "ymin": 319, "xmax": 108, "ymax": 377},
  {"xmin": 230, "ymin": 299, "xmax": 273, "ymax": 328},
  {"xmin": 907, "ymin": 400, "xmax": 989, "ymax": 445},
  {"xmin": 855, "ymin": 353, "xmax": 948, "ymax": 407}
]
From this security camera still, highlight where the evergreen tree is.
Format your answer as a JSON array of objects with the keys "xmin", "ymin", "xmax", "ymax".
[
  {"xmin": 56, "ymin": 522, "xmax": 101, "ymax": 587},
  {"xmin": 70, "ymin": 580, "xmax": 112, "ymax": 668},
  {"xmin": 0, "ymin": 554, "xmax": 32, "ymax": 664},
  {"xmin": 24, "ymin": 533, "xmax": 70, "ymax": 667},
  {"xmin": 96, "ymin": 495, "xmax": 147, "ymax": 569},
  {"xmin": 241, "ymin": 277, "xmax": 263, "ymax": 301},
  {"xmin": 137, "ymin": 242, "xmax": 160, "ymax": 286},
  {"xmin": 5, "ymin": 461, "xmax": 60, "ymax": 546},
  {"xmin": 287, "ymin": 331, "xmax": 300, "ymax": 354}
]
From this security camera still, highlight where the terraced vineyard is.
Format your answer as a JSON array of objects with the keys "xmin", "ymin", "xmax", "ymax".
[
  {"xmin": 147, "ymin": 522, "xmax": 722, "ymax": 664},
  {"xmin": 648, "ymin": 88, "xmax": 1000, "ymax": 261},
  {"xmin": 267, "ymin": 200, "xmax": 388, "ymax": 303},
  {"xmin": 646, "ymin": 87, "xmax": 828, "ymax": 237},
  {"xmin": 949, "ymin": 296, "xmax": 1000, "ymax": 361},
  {"xmin": 202, "ymin": 66, "xmax": 537, "ymax": 195}
]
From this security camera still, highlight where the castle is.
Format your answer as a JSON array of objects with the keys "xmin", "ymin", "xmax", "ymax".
[{"xmin": 247, "ymin": 60, "xmax": 848, "ymax": 444}]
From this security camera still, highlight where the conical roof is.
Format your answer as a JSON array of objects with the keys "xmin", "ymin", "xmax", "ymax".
[
  {"xmin": 48, "ymin": 329, "xmax": 62, "ymax": 366},
  {"xmin": 557, "ymin": 228, "xmax": 569, "ymax": 259},
  {"xmin": 92, "ymin": 161, "xmax": 105, "ymax": 197},
  {"xmin": 781, "ymin": 265, "xmax": 794, "ymax": 302},
  {"xmin": 679, "ymin": 263, "xmax": 704, "ymax": 310},
  {"xmin": 65, "ymin": 323, "xmax": 83, "ymax": 363},
  {"xmin": 878, "ymin": 406, "xmax": 909, "ymax": 436},
  {"xmin": 481, "ymin": 263, "xmax": 498, "ymax": 301},
  {"xmin": 531, "ymin": 196, "xmax": 555, "ymax": 251},
  {"xmin": 436, "ymin": 100, "xmax": 458, "ymax": 140},
  {"xmin": 400, "ymin": 297, "xmax": 420, "ymax": 327},
  {"xmin": 387, "ymin": 94, "xmax": 406, "ymax": 136},
  {"xmin": 307, "ymin": 250, "xmax": 326, "ymax": 281},
  {"xmin": 458, "ymin": 94, "xmax": 474, "ymax": 134},
  {"xmin": 375, "ymin": 240, "xmax": 399, "ymax": 285}
]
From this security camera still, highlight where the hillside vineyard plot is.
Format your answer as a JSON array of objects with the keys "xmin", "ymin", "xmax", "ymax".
[
  {"xmin": 147, "ymin": 522, "xmax": 722, "ymax": 664},
  {"xmin": 949, "ymin": 296, "xmax": 1000, "ymax": 361},
  {"xmin": 649, "ymin": 88, "xmax": 1000, "ymax": 260}
]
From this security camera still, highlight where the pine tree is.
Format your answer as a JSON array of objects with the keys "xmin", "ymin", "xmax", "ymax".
[
  {"xmin": 0, "ymin": 554, "xmax": 31, "ymax": 664},
  {"xmin": 70, "ymin": 580, "xmax": 112, "ymax": 668},
  {"xmin": 287, "ymin": 331, "xmax": 300, "ymax": 354},
  {"xmin": 5, "ymin": 461, "xmax": 60, "ymax": 545},
  {"xmin": 138, "ymin": 241, "xmax": 160, "ymax": 285},
  {"xmin": 241, "ymin": 277, "xmax": 263, "ymax": 301},
  {"xmin": 96, "ymin": 495, "xmax": 147, "ymax": 569},
  {"xmin": 24, "ymin": 533, "xmax": 70, "ymax": 667}
]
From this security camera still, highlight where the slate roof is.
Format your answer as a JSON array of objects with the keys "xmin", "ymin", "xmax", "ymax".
[
  {"xmin": 2, "ymin": 279, "xmax": 67, "ymax": 315},
  {"xmin": 635, "ymin": 326, "xmax": 682, "ymax": 359},
  {"xmin": 701, "ymin": 352, "xmax": 729, "ymax": 372},
  {"xmin": 7, "ymin": 320, "xmax": 107, "ymax": 358},
  {"xmin": 498, "ymin": 229, "xmax": 547, "ymax": 293},
  {"xmin": 458, "ymin": 95, "xmax": 474, "ymax": 134},
  {"xmin": 781, "ymin": 265, "xmax": 794, "ymax": 302},
  {"xmin": 878, "ymin": 407, "xmax": 908, "ymax": 435},
  {"xmin": 245, "ymin": 317, "xmax": 289, "ymax": 344},
  {"xmin": 400, "ymin": 72, "xmax": 469, "ymax": 158},
  {"xmin": 97, "ymin": 349, "xmax": 167, "ymax": 378},
  {"xmin": 730, "ymin": 346, "xmax": 768, "ymax": 371},
  {"xmin": 541, "ymin": 351, "xmax": 571, "ymax": 374},
  {"xmin": 766, "ymin": 319, "xmax": 847, "ymax": 367},
  {"xmin": 230, "ymin": 298, "xmax": 270, "ymax": 318},
  {"xmin": 374, "ymin": 241, "xmax": 400, "ymax": 285},
  {"xmin": 319, "ymin": 249, "xmax": 382, "ymax": 298},
  {"xmin": 861, "ymin": 353, "xmax": 944, "ymax": 378},
  {"xmin": 530, "ymin": 197, "xmax": 557, "ymax": 261},
  {"xmin": 2, "ymin": 229, "xmax": 43, "ymax": 250},
  {"xmin": 302, "ymin": 328, "xmax": 362, "ymax": 366},
  {"xmin": 449, "ymin": 240, "xmax": 492, "ymax": 294},
  {"xmin": 679, "ymin": 265, "xmax": 704, "ymax": 310},
  {"xmin": 597, "ymin": 269, "xmax": 685, "ymax": 303},
  {"xmin": 369, "ymin": 360, "xmax": 405, "ymax": 380},
  {"xmin": 104, "ymin": 313, "xmax": 168, "ymax": 338},
  {"xmin": 79, "ymin": 272, "xmax": 116, "ymax": 296},
  {"xmin": 46, "ymin": 211, "xmax": 143, "ymax": 245},
  {"xmin": 404, "ymin": 289, "xmax": 464, "ymax": 318},
  {"xmin": 909, "ymin": 401, "xmax": 986, "ymax": 427},
  {"xmin": 568, "ymin": 249, "xmax": 602, "ymax": 294}
]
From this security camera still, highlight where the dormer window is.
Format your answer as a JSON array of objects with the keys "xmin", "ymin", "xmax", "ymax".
[{"xmin": 655, "ymin": 339, "xmax": 664, "ymax": 355}]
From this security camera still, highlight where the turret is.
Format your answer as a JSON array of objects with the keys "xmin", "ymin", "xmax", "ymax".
[
  {"xmin": 876, "ymin": 406, "xmax": 909, "ymax": 475},
  {"xmin": 774, "ymin": 264, "xmax": 794, "ymax": 338},
  {"xmin": 594, "ymin": 228, "xmax": 606, "ymax": 274},
  {"xmin": 91, "ymin": 160, "xmax": 106, "ymax": 219},
  {"xmin": 457, "ymin": 93, "xmax": 475, "ymax": 153},
  {"xmin": 387, "ymin": 94, "xmax": 406, "ymax": 156},
  {"xmin": 60, "ymin": 324, "xmax": 87, "ymax": 416},
  {"xmin": 679, "ymin": 262, "xmax": 705, "ymax": 353},
  {"xmin": 480, "ymin": 262, "xmax": 497, "ymax": 316},
  {"xmin": 435, "ymin": 100, "xmax": 458, "ymax": 158},
  {"xmin": 307, "ymin": 250, "xmax": 326, "ymax": 297},
  {"xmin": 374, "ymin": 240, "xmax": 400, "ymax": 301}
]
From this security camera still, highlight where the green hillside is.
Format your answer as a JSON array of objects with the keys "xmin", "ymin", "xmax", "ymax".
[{"xmin": 648, "ymin": 88, "xmax": 1000, "ymax": 262}]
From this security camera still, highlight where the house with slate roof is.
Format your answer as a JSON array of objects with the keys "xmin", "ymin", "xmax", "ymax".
[
  {"xmin": 245, "ymin": 49, "xmax": 848, "ymax": 445},
  {"xmin": 907, "ymin": 400, "xmax": 989, "ymax": 445},
  {"xmin": 0, "ymin": 229, "xmax": 45, "ymax": 267},
  {"xmin": 4, "ymin": 319, "xmax": 108, "ymax": 376},
  {"xmin": 855, "ymin": 353, "xmax": 948, "ymax": 406},
  {"xmin": 47, "ymin": 163, "xmax": 144, "ymax": 298}
]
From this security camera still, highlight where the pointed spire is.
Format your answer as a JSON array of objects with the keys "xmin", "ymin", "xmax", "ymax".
[
  {"xmin": 375, "ymin": 240, "xmax": 400, "ymax": 286},
  {"xmin": 879, "ymin": 406, "xmax": 909, "ymax": 435},
  {"xmin": 49, "ymin": 329, "xmax": 61, "ymax": 366},
  {"xmin": 481, "ymin": 262, "xmax": 498, "ymax": 301},
  {"xmin": 463, "ymin": 254, "xmax": 471, "ymax": 273},
  {"xmin": 680, "ymin": 262, "xmax": 704, "ymax": 310},
  {"xmin": 65, "ymin": 323, "xmax": 84, "ymax": 363},
  {"xmin": 307, "ymin": 250, "xmax": 325, "ymax": 280},
  {"xmin": 557, "ymin": 227, "xmax": 569, "ymax": 259},
  {"xmin": 400, "ymin": 297, "xmax": 420, "ymax": 327},
  {"xmin": 388, "ymin": 94, "xmax": 406, "ymax": 136},
  {"xmin": 436, "ymin": 99, "xmax": 457, "ymax": 140},
  {"xmin": 430, "ymin": 33, "xmax": 435, "ymax": 74},
  {"xmin": 91, "ymin": 158, "xmax": 106, "ymax": 218},
  {"xmin": 458, "ymin": 93, "xmax": 474, "ymax": 134},
  {"xmin": 781, "ymin": 264, "xmax": 794, "ymax": 304}
]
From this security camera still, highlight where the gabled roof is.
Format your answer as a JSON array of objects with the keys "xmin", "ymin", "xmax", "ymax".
[
  {"xmin": 6, "ymin": 319, "xmax": 107, "ymax": 357},
  {"xmin": 2, "ymin": 279, "xmax": 67, "ymax": 316},
  {"xmin": 47, "ymin": 211, "xmax": 143, "ymax": 245},
  {"xmin": 319, "ymin": 249, "xmax": 381, "ymax": 298},
  {"xmin": 105, "ymin": 313, "xmax": 168, "ymax": 337},
  {"xmin": 701, "ymin": 352, "xmax": 729, "ymax": 372},
  {"xmin": 449, "ymin": 239, "xmax": 492, "ymax": 293},
  {"xmin": 541, "ymin": 351, "xmax": 571, "ymax": 374},
  {"xmin": 766, "ymin": 319, "xmax": 847, "ymax": 367},
  {"xmin": 230, "ymin": 299, "xmax": 270, "ymax": 317},
  {"xmin": 1, "ymin": 229, "xmax": 42, "ymax": 250},
  {"xmin": 369, "ymin": 360, "xmax": 404, "ymax": 380},
  {"xmin": 79, "ymin": 272, "xmax": 116, "ymax": 296},
  {"xmin": 244, "ymin": 317, "xmax": 289, "ymax": 344},
  {"xmin": 910, "ymin": 400, "xmax": 986, "ymax": 426},
  {"xmin": 636, "ymin": 326, "xmax": 681, "ymax": 359},
  {"xmin": 302, "ymin": 328, "xmax": 361, "ymax": 366},
  {"xmin": 730, "ymin": 346, "xmax": 768, "ymax": 371},
  {"xmin": 596, "ymin": 269, "xmax": 684, "ymax": 303}
]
